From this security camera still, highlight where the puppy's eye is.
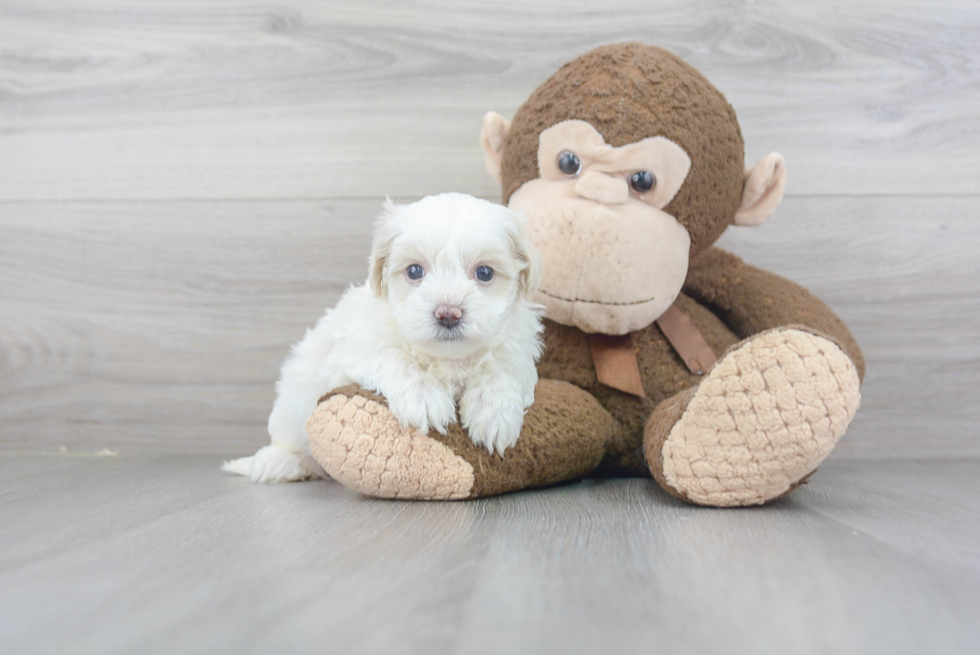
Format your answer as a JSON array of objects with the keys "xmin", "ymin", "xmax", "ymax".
[
  {"xmin": 475, "ymin": 265, "xmax": 494, "ymax": 282},
  {"xmin": 629, "ymin": 171, "xmax": 656, "ymax": 194},
  {"xmin": 557, "ymin": 151, "xmax": 581, "ymax": 177},
  {"xmin": 406, "ymin": 264, "xmax": 425, "ymax": 280}
]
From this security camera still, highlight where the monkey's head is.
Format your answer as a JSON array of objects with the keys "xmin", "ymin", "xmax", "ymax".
[{"xmin": 481, "ymin": 43, "xmax": 787, "ymax": 335}]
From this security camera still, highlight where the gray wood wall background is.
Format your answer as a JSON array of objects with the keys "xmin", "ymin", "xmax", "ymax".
[{"xmin": 1, "ymin": 0, "xmax": 977, "ymax": 459}]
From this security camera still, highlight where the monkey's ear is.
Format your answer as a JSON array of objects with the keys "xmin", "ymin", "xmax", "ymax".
[
  {"xmin": 481, "ymin": 111, "xmax": 512, "ymax": 184},
  {"xmin": 734, "ymin": 153, "xmax": 787, "ymax": 227},
  {"xmin": 369, "ymin": 198, "xmax": 399, "ymax": 298}
]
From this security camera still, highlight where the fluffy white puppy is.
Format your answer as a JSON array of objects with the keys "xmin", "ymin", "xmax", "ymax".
[{"xmin": 223, "ymin": 193, "xmax": 544, "ymax": 483}]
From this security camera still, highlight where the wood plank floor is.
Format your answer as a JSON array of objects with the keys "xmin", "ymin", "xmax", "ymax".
[{"xmin": 0, "ymin": 454, "xmax": 977, "ymax": 655}]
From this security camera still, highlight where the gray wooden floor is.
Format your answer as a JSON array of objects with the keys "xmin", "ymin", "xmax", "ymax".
[{"xmin": 1, "ymin": 454, "xmax": 978, "ymax": 655}]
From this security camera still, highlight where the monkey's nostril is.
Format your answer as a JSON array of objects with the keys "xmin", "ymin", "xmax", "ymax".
[{"xmin": 435, "ymin": 305, "xmax": 463, "ymax": 329}]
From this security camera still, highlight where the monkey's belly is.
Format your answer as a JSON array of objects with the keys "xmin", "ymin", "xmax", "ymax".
[{"xmin": 537, "ymin": 293, "xmax": 740, "ymax": 476}]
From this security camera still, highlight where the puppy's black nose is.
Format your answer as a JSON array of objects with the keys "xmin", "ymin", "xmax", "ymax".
[{"xmin": 435, "ymin": 305, "xmax": 462, "ymax": 328}]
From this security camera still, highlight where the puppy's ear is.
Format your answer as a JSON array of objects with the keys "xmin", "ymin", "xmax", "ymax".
[
  {"xmin": 369, "ymin": 198, "xmax": 399, "ymax": 298},
  {"xmin": 507, "ymin": 215, "xmax": 542, "ymax": 299}
]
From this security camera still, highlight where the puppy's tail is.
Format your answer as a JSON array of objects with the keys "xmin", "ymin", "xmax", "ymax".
[{"xmin": 221, "ymin": 456, "xmax": 253, "ymax": 477}]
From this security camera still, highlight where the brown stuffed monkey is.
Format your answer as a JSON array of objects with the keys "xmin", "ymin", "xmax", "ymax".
[{"xmin": 306, "ymin": 43, "xmax": 863, "ymax": 507}]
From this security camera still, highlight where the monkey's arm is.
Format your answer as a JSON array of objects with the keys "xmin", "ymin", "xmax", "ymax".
[{"xmin": 683, "ymin": 247, "xmax": 865, "ymax": 381}]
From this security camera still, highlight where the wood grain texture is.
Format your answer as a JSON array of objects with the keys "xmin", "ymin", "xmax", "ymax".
[
  {"xmin": 1, "ymin": 0, "xmax": 978, "ymax": 200},
  {"xmin": 0, "ymin": 199, "xmax": 375, "ymax": 452},
  {"xmin": 1, "ymin": 1, "xmax": 978, "ymax": 458},
  {"xmin": 1, "ymin": 454, "xmax": 978, "ymax": 655},
  {"xmin": 1, "ymin": 196, "xmax": 977, "ymax": 458}
]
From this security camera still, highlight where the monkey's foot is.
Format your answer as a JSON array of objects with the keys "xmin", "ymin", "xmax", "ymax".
[
  {"xmin": 306, "ymin": 380, "xmax": 614, "ymax": 500},
  {"xmin": 644, "ymin": 328, "xmax": 861, "ymax": 507}
]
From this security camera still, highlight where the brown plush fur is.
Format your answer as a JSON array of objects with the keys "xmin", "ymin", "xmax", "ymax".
[
  {"xmin": 538, "ymin": 293, "xmax": 741, "ymax": 476},
  {"xmin": 686, "ymin": 247, "xmax": 866, "ymax": 381},
  {"xmin": 501, "ymin": 42, "xmax": 745, "ymax": 256},
  {"xmin": 643, "ymin": 386, "xmax": 698, "ymax": 503},
  {"xmin": 533, "ymin": 250, "xmax": 865, "ymax": 482}
]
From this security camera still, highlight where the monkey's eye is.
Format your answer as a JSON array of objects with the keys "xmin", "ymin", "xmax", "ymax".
[
  {"xmin": 406, "ymin": 264, "xmax": 425, "ymax": 280},
  {"xmin": 557, "ymin": 151, "xmax": 582, "ymax": 176},
  {"xmin": 475, "ymin": 265, "xmax": 494, "ymax": 282},
  {"xmin": 629, "ymin": 171, "xmax": 657, "ymax": 194}
]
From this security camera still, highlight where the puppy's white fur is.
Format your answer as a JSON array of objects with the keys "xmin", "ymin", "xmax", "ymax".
[{"xmin": 223, "ymin": 193, "xmax": 544, "ymax": 483}]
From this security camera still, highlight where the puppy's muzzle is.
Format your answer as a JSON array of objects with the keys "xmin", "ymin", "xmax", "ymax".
[{"xmin": 435, "ymin": 305, "xmax": 463, "ymax": 329}]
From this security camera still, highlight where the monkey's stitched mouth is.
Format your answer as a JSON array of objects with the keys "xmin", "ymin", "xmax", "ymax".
[{"xmin": 537, "ymin": 288, "xmax": 656, "ymax": 306}]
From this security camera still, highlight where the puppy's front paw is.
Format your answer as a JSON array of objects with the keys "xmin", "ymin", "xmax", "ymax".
[
  {"xmin": 386, "ymin": 381, "xmax": 457, "ymax": 436},
  {"xmin": 460, "ymin": 390, "xmax": 524, "ymax": 455}
]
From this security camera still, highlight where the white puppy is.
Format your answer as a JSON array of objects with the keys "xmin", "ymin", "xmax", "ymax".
[{"xmin": 223, "ymin": 193, "xmax": 544, "ymax": 483}]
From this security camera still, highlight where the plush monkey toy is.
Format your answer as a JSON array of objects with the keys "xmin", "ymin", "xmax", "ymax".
[{"xmin": 306, "ymin": 43, "xmax": 864, "ymax": 507}]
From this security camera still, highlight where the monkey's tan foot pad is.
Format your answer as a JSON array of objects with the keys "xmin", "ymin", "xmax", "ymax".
[
  {"xmin": 306, "ymin": 381, "xmax": 615, "ymax": 500},
  {"xmin": 646, "ymin": 328, "xmax": 861, "ymax": 507}
]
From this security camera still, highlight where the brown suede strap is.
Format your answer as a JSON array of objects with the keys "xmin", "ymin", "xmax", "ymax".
[
  {"xmin": 588, "ymin": 333, "xmax": 646, "ymax": 398},
  {"xmin": 656, "ymin": 303, "xmax": 718, "ymax": 375},
  {"xmin": 588, "ymin": 305, "xmax": 718, "ymax": 398}
]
